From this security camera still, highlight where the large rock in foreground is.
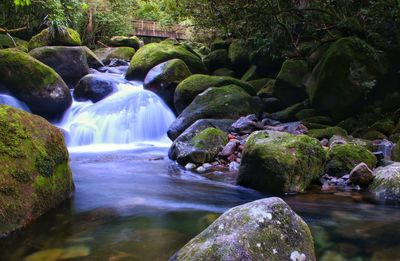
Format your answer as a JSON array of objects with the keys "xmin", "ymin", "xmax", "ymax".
[
  {"xmin": 28, "ymin": 27, "xmax": 81, "ymax": 50},
  {"xmin": 307, "ymin": 37, "xmax": 384, "ymax": 118},
  {"xmin": 125, "ymin": 42, "xmax": 207, "ymax": 81},
  {"xmin": 0, "ymin": 49, "xmax": 72, "ymax": 117},
  {"xmin": 238, "ymin": 131, "xmax": 326, "ymax": 194},
  {"xmin": 369, "ymin": 163, "xmax": 400, "ymax": 202},
  {"xmin": 171, "ymin": 197, "xmax": 315, "ymax": 261},
  {"xmin": 174, "ymin": 74, "xmax": 256, "ymax": 114},
  {"xmin": 168, "ymin": 85, "xmax": 261, "ymax": 140},
  {"xmin": 0, "ymin": 105, "xmax": 74, "ymax": 236},
  {"xmin": 29, "ymin": 46, "xmax": 102, "ymax": 87}
]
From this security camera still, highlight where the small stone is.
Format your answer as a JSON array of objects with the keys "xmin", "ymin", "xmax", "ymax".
[
  {"xmin": 236, "ymin": 158, "xmax": 241, "ymax": 163},
  {"xmin": 219, "ymin": 140, "xmax": 239, "ymax": 157},
  {"xmin": 227, "ymin": 154, "xmax": 237, "ymax": 162},
  {"xmin": 290, "ymin": 250, "xmax": 306, "ymax": 261},
  {"xmin": 202, "ymin": 163, "xmax": 213, "ymax": 169},
  {"xmin": 320, "ymin": 138, "xmax": 329, "ymax": 147},
  {"xmin": 229, "ymin": 161, "xmax": 240, "ymax": 171},
  {"xmin": 349, "ymin": 163, "xmax": 374, "ymax": 187},
  {"xmin": 185, "ymin": 163, "xmax": 197, "ymax": 170},
  {"xmin": 228, "ymin": 134, "xmax": 237, "ymax": 140},
  {"xmin": 196, "ymin": 166, "xmax": 206, "ymax": 173}
]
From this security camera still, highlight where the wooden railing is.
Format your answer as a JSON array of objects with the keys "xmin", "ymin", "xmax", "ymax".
[{"xmin": 132, "ymin": 20, "xmax": 187, "ymax": 39}]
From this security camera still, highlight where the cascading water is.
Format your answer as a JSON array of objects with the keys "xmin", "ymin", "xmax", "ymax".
[
  {"xmin": 57, "ymin": 80, "xmax": 176, "ymax": 150},
  {"xmin": 0, "ymin": 93, "xmax": 30, "ymax": 112}
]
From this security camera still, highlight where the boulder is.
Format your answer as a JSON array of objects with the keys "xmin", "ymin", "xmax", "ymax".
[
  {"xmin": 273, "ymin": 59, "xmax": 308, "ymax": 106},
  {"xmin": 74, "ymin": 74, "xmax": 124, "ymax": 102},
  {"xmin": 210, "ymin": 39, "xmax": 232, "ymax": 51},
  {"xmin": 307, "ymin": 37, "xmax": 385, "ymax": 118},
  {"xmin": 144, "ymin": 59, "xmax": 192, "ymax": 111},
  {"xmin": 174, "ymin": 74, "xmax": 256, "ymax": 114},
  {"xmin": 0, "ymin": 105, "xmax": 74, "ymax": 236},
  {"xmin": 28, "ymin": 26, "xmax": 81, "ymax": 50},
  {"xmin": 125, "ymin": 42, "xmax": 207, "ymax": 81},
  {"xmin": 168, "ymin": 85, "xmax": 262, "ymax": 140},
  {"xmin": 248, "ymin": 78, "xmax": 273, "ymax": 93},
  {"xmin": 0, "ymin": 34, "xmax": 28, "ymax": 52},
  {"xmin": 0, "ymin": 49, "xmax": 72, "ymax": 117},
  {"xmin": 369, "ymin": 163, "xmax": 400, "ymax": 202},
  {"xmin": 169, "ymin": 127, "xmax": 228, "ymax": 165},
  {"xmin": 271, "ymin": 102, "xmax": 306, "ymax": 122},
  {"xmin": 326, "ymin": 144, "xmax": 377, "ymax": 177},
  {"xmin": 238, "ymin": 130, "xmax": 326, "ymax": 194},
  {"xmin": 228, "ymin": 40, "xmax": 251, "ymax": 74},
  {"xmin": 94, "ymin": 47, "xmax": 135, "ymax": 64},
  {"xmin": 109, "ymin": 36, "xmax": 140, "ymax": 49},
  {"xmin": 203, "ymin": 49, "xmax": 231, "ymax": 72},
  {"xmin": 29, "ymin": 46, "xmax": 99, "ymax": 87},
  {"xmin": 212, "ymin": 68, "xmax": 236, "ymax": 77},
  {"xmin": 171, "ymin": 197, "xmax": 316, "ymax": 261},
  {"xmin": 307, "ymin": 127, "xmax": 348, "ymax": 140},
  {"xmin": 241, "ymin": 65, "xmax": 259, "ymax": 82},
  {"xmin": 349, "ymin": 163, "xmax": 374, "ymax": 187}
]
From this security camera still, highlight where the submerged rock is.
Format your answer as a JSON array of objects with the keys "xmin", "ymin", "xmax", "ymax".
[
  {"xmin": 168, "ymin": 85, "xmax": 261, "ymax": 140},
  {"xmin": 28, "ymin": 26, "xmax": 81, "ymax": 50},
  {"xmin": 238, "ymin": 130, "xmax": 326, "ymax": 194},
  {"xmin": 0, "ymin": 105, "xmax": 74, "ymax": 236},
  {"xmin": 171, "ymin": 197, "xmax": 315, "ymax": 261},
  {"xmin": 125, "ymin": 42, "xmax": 206, "ymax": 81},
  {"xmin": 369, "ymin": 163, "xmax": 400, "ymax": 202},
  {"xmin": 0, "ymin": 49, "xmax": 72, "ymax": 117}
]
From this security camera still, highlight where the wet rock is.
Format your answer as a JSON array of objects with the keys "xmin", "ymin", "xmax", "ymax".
[
  {"xmin": 203, "ymin": 49, "xmax": 231, "ymax": 72},
  {"xmin": 171, "ymin": 197, "xmax": 315, "ymax": 261},
  {"xmin": 230, "ymin": 115, "xmax": 261, "ymax": 134},
  {"xmin": 219, "ymin": 140, "xmax": 240, "ymax": 157},
  {"xmin": 349, "ymin": 163, "xmax": 374, "ymax": 187},
  {"xmin": 168, "ymin": 85, "xmax": 261, "ymax": 140},
  {"xmin": 263, "ymin": 121, "xmax": 308, "ymax": 135},
  {"xmin": 238, "ymin": 130, "xmax": 326, "ymax": 194},
  {"xmin": 369, "ymin": 162, "xmax": 400, "ymax": 202},
  {"xmin": 74, "ymin": 74, "xmax": 124, "ymax": 102}
]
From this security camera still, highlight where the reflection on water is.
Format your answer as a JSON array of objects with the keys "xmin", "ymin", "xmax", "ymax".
[{"xmin": 0, "ymin": 147, "xmax": 399, "ymax": 260}]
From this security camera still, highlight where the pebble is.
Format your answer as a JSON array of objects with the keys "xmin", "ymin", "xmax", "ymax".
[
  {"xmin": 202, "ymin": 163, "xmax": 213, "ymax": 169},
  {"xmin": 229, "ymin": 161, "xmax": 240, "ymax": 171},
  {"xmin": 185, "ymin": 163, "xmax": 197, "ymax": 170},
  {"xmin": 196, "ymin": 166, "xmax": 206, "ymax": 173}
]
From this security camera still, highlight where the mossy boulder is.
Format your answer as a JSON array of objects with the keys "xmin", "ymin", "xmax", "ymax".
[
  {"xmin": 171, "ymin": 197, "xmax": 315, "ymax": 261},
  {"xmin": 307, "ymin": 37, "xmax": 385, "ymax": 118},
  {"xmin": 0, "ymin": 105, "xmax": 74, "ymax": 236},
  {"xmin": 271, "ymin": 102, "xmax": 306, "ymax": 122},
  {"xmin": 168, "ymin": 85, "xmax": 262, "ymax": 140},
  {"xmin": 210, "ymin": 39, "xmax": 232, "ymax": 51},
  {"xmin": 125, "ymin": 42, "xmax": 207, "ymax": 81},
  {"xmin": 94, "ymin": 47, "xmax": 135, "ymax": 64},
  {"xmin": 307, "ymin": 127, "xmax": 348, "ymax": 140},
  {"xmin": 249, "ymin": 78, "xmax": 273, "ymax": 93},
  {"xmin": 169, "ymin": 127, "xmax": 228, "ymax": 165},
  {"xmin": 370, "ymin": 119, "xmax": 395, "ymax": 136},
  {"xmin": 74, "ymin": 74, "xmax": 124, "ymax": 102},
  {"xmin": 228, "ymin": 40, "xmax": 251, "ymax": 74},
  {"xmin": 203, "ymin": 49, "xmax": 231, "ymax": 72},
  {"xmin": 212, "ymin": 68, "xmax": 236, "ymax": 77},
  {"xmin": 29, "ymin": 46, "xmax": 99, "ymax": 87},
  {"xmin": 257, "ymin": 79, "xmax": 275, "ymax": 97},
  {"xmin": 144, "ymin": 59, "xmax": 192, "ymax": 112},
  {"xmin": 369, "ymin": 163, "xmax": 400, "ymax": 202},
  {"xmin": 238, "ymin": 130, "xmax": 326, "ymax": 194},
  {"xmin": 274, "ymin": 59, "xmax": 308, "ymax": 106},
  {"xmin": 241, "ymin": 65, "xmax": 259, "ymax": 82},
  {"xmin": 109, "ymin": 36, "xmax": 140, "ymax": 49},
  {"xmin": 326, "ymin": 144, "xmax": 377, "ymax": 177},
  {"xmin": 0, "ymin": 34, "xmax": 28, "ymax": 52},
  {"xmin": 174, "ymin": 74, "xmax": 256, "ymax": 114},
  {"xmin": 28, "ymin": 27, "xmax": 81, "ymax": 51},
  {"xmin": 295, "ymin": 109, "xmax": 317, "ymax": 120},
  {"xmin": 0, "ymin": 49, "xmax": 72, "ymax": 117}
]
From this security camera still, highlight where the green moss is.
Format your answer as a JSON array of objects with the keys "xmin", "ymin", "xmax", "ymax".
[
  {"xmin": 174, "ymin": 74, "xmax": 256, "ymax": 114},
  {"xmin": 271, "ymin": 102, "xmax": 305, "ymax": 122},
  {"xmin": 370, "ymin": 119, "xmax": 395, "ymax": 136},
  {"xmin": 192, "ymin": 127, "xmax": 228, "ymax": 150},
  {"xmin": 307, "ymin": 127, "xmax": 348, "ymax": 140},
  {"xmin": 203, "ymin": 49, "xmax": 231, "ymax": 72},
  {"xmin": 212, "ymin": 68, "xmax": 235, "ymax": 77},
  {"xmin": 326, "ymin": 143, "xmax": 377, "ymax": 177},
  {"xmin": 126, "ymin": 42, "xmax": 207, "ymax": 81},
  {"xmin": 248, "ymin": 78, "xmax": 272, "ymax": 93},
  {"xmin": 241, "ymin": 65, "xmax": 259, "ymax": 82},
  {"xmin": 109, "ymin": 35, "xmax": 140, "ymax": 49},
  {"xmin": 28, "ymin": 27, "xmax": 81, "ymax": 50},
  {"xmin": 228, "ymin": 40, "xmax": 251, "ymax": 72}
]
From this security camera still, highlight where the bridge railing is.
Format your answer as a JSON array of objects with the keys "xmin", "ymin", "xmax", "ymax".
[{"xmin": 132, "ymin": 20, "xmax": 187, "ymax": 39}]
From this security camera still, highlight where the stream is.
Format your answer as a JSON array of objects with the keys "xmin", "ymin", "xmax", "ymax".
[{"xmin": 0, "ymin": 68, "xmax": 399, "ymax": 260}]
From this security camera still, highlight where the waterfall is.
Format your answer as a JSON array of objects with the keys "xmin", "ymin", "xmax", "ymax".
[
  {"xmin": 57, "ymin": 81, "xmax": 176, "ymax": 149},
  {"xmin": 0, "ymin": 94, "xmax": 31, "ymax": 112}
]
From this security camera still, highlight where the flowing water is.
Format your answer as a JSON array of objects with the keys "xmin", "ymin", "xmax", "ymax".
[{"xmin": 0, "ymin": 69, "xmax": 399, "ymax": 260}]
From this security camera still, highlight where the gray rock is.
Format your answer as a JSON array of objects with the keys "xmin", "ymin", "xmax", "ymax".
[
  {"xmin": 370, "ymin": 163, "xmax": 400, "ymax": 202},
  {"xmin": 349, "ymin": 163, "xmax": 374, "ymax": 187},
  {"xmin": 171, "ymin": 197, "xmax": 315, "ymax": 261},
  {"xmin": 74, "ymin": 74, "xmax": 124, "ymax": 102}
]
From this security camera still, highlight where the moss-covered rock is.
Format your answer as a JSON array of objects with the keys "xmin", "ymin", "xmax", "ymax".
[
  {"xmin": 241, "ymin": 65, "xmax": 259, "ymax": 82},
  {"xmin": 302, "ymin": 116, "xmax": 334, "ymax": 126},
  {"xmin": 28, "ymin": 27, "xmax": 81, "ymax": 51},
  {"xmin": 94, "ymin": 47, "xmax": 135, "ymax": 64},
  {"xmin": 370, "ymin": 119, "xmax": 395, "ymax": 136},
  {"xmin": 249, "ymin": 78, "xmax": 273, "ymax": 93},
  {"xmin": 326, "ymin": 144, "xmax": 377, "ymax": 177},
  {"xmin": 257, "ymin": 79, "xmax": 275, "ymax": 97},
  {"xmin": 212, "ymin": 68, "xmax": 236, "ymax": 77},
  {"xmin": 369, "ymin": 163, "xmax": 400, "ymax": 202},
  {"xmin": 307, "ymin": 127, "xmax": 348, "ymax": 140},
  {"xmin": 174, "ymin": 74, "xmax": 256, "ymax": 114},
  {"xmin": 0, "ymin": 34, "xmax": 28, "ymax": 52},
  {"xmin": 352, "ymin": 128, "xmax": 387, "ymax": 140},
  {"xmin": 295, "ymin": 109, "xmax": 317, "ymax": 120},
  {"xmin": 274, "ymin": 59, "xmax": 308, "ymax": 106},
  {"xmin": 144, "ymin": 59, "xmax": 192, "ymax": 112},
  {"xmin": 171, "ymin": 197, "xmax": 315, "ymax": 261},
  {"xmin": 168, "ymin": 85, "xmax": 262, "ymax": 140},
  {"xmin": 169, "ymin": 127, "xmax": 228, "ymax": 165},
  {"xmin": 0, "ymin": 49, "xmax": 72, "ymax": 117},
  {"xmin": 307, "ymin": 37, "xmax": 385, "ymax": 118},
  {"xmin": 228, "ymin": 40, "xmax": 251, "ymax": 74},
  {"xmin": 0, "ymin": 105, "xmax": 74, "ymax": 236},
  {"xmin": 29, "ymin": 46, "xmax": 96, "ymax": 87},
  {"xmin": 210, "ymin": 39, "xmax": 232, "ymax": 51},
  {"xmin": 203, "ymin": 49, "xmax": 231, "ymax": 72},
  {"xmin": 271, "ymin": 102, "xmax": 306, "ymax": 122},
  {"xmin": 125, "ymin": 42, "xmax": 207, "ymax": 81},
  {"xmin": 109, "ymin": 36, "xmax": 140, "ymax": 49},
  {"xmin": 238, "ymin": 130, "xmax": 326, "ymax": 194}
]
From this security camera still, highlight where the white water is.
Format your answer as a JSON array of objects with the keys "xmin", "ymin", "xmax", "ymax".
[
  {"xmin": 57, "ymin": 80, "xmax": 176, "ymax": 151},
  {"xmin": 0, "ymin": 94, "xmax": 31, "ymax": 112}
]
